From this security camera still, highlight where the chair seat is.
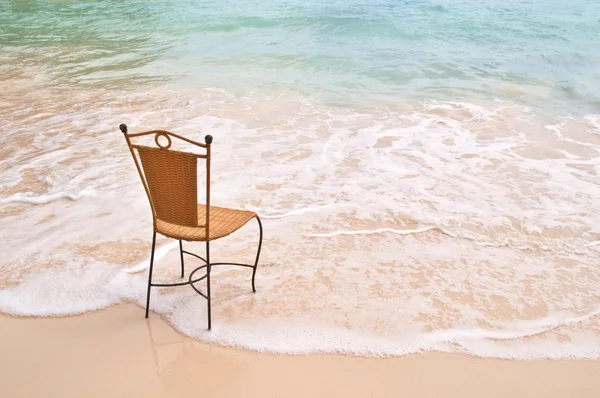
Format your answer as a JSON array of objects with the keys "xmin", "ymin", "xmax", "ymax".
[{"xmin": 156, "ymin": 204, "xmax": 256, "ymax": 242}]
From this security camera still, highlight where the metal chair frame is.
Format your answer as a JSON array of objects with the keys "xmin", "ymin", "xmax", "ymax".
[{"xmin": 119, "ymin": 124, "xmax": 263, "ymax": 330}]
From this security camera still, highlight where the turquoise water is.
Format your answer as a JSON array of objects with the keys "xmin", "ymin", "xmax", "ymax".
[{"xmin": 2, "ymin": 0, "xmax": 600, "ymax": 114}]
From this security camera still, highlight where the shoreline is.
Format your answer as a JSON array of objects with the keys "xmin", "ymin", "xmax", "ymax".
[{"xmin": 1, "ymin": 303, "xmax": 599, "ymax": 397}]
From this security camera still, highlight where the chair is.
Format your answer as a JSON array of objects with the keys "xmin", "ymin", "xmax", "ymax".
[{"xmin": 119, "ymin": 124, "xmax": 263, "ymax": 330}]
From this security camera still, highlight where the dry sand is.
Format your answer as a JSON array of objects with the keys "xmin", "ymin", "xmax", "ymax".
[{"xmin": 0, "ymin": 304, "xmax": 599, "ymax": 397}]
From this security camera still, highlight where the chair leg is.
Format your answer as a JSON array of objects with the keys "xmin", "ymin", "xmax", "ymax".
[
  {"xmin": 145, "ymin": 231, "xmax": 157, "ymax": 318},
  {"xmin": 251, "ymin": 216, "xmax": 263, "ymax": 293},
  {"xmin": 179, "ymin": 240, "xmax": 185, "ymax": 278},
  {"xmin": 206, "ymin": 240, "xmax": 212, "ymax": 330}
]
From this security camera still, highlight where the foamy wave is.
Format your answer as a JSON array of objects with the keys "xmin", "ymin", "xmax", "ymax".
[
  {"xmin": 0, "ymin": 190, "xmax": 94, "ymax": 205},
  {"xmin": 166, "ymin": 302, "xmax": 600, "ymax": 359},
  {"xmin": 305, "ymin": 226, "xmax": 436, "ymax": 238},
  {"xmin": 2, "ymin": 266, "xmax": 598, "ymax": 359},
  {"xmin": 585, "ymin": 115, "xmax": 600, "ymax": 131},
  {"xmin": 125, "ymin": 241, "xmax": 180, "ymax": 274},
  {"xmin": 256, "ymin": 204, "xmax": 346, "ymax": 219},
  {"xmin": 0, "ymin": 267, "xmax": 121, "ymax": 317},
  {"xmin": 426, "ymin": 306, "xmax": 600, "ymax": 343},
  {"xmin": 2, "ymin": 87, "xmax": 600, "ymax": 361},
  {"xmin": 304, "ymin": 222, "xmax": 599, "ymax": 254}
]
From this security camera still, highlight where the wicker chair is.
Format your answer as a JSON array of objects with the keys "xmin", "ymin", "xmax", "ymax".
[{"xmin": 119, "ymin": 124, "xmax": 263, "ymax": 330}]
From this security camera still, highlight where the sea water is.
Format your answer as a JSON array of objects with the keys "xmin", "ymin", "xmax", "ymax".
[{"xmin": 1, "ymin": 0, "xmax": 599, "ymax": 358}]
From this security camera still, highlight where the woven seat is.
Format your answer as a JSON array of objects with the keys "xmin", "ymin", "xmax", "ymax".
[
  {"xmin": 119, "ymin": 124, "xmax": 263, "ymax": 330},
  {"xmin": 157, "ymin": 205, "xmax": 256, "ymax": 241}
]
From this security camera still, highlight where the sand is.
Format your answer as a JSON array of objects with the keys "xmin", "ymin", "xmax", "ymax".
[{"xmin": 0, "ymin": 303, "xmax": 598, "ymax": 397}]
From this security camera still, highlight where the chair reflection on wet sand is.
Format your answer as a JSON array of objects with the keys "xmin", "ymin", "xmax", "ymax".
[{"xmin": 119, "ymin": 124, "xmax": 263, "ymax": 330}]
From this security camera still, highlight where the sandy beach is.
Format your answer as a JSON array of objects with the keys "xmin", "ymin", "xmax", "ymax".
[{"xmin": 1, "ymin": 303, "xmax": 598, "ymax": 398}]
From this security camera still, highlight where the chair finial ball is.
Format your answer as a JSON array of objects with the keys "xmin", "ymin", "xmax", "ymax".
[
  {"xmin": 205, "ymin": 135, "xmax": 213, "ymax": 145},
  {"xmin": 119, "ymin": 124, "xmax": 128, "ymax": 134}
]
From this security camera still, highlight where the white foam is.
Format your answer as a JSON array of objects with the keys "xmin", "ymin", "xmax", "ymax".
[
  {"xmin": 0, "ymin": 190, "xmax": 95, "ymax": 205},
  {"xmin": 125, "ymin": 241, "xmax": 180, "ymax": 274},
  {"xmin": 163, "ymin": 298, "xmax": 600, "ymax": 359},
  {"xmin": 0, "ymin": 266, "xmax": 121, "ymax": 317},
  {"xmin": 305, "ymin": 226, "xmax": 436, "ymax": 238},
  {"xmin": 303, "ymin": 220, "xmax": 600, "ymax": 254},
  {"xmin": 2, "ymin": 87, "xmax": 600, "ymax": 359},
  {"xmin": 425, "ymin": 306, "xmax": 600, "ymax": 343},
  {"xmin": 255, "ymin": 204, "xmax": 347, "ymax": 219}
]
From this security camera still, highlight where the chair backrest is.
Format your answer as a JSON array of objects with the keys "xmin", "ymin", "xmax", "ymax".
[{"xmin": 119, "ymin": 124, "xmax": 213, "ymax": 230}]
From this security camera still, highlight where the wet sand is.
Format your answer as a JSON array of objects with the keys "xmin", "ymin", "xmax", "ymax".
[{"xmin": 1, "ymin": 303, "xmax": 598, "ymax": 398}]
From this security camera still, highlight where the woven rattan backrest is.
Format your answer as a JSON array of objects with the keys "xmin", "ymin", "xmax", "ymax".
[
  {"xmin": 137, "ymin": 146, "xmax": 198, "ymax": 227},
  {"xmin": 119, "ymin": 125, "xmax": 213, "ymax": 231}
]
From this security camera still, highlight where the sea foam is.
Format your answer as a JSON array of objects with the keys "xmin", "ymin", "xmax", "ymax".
[{"xmin": 1, "ymin": 88, "xmax": 599, "ymax": 359}]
